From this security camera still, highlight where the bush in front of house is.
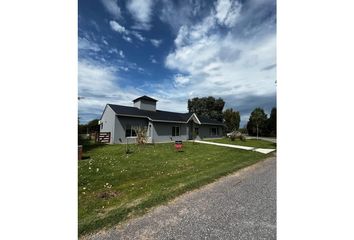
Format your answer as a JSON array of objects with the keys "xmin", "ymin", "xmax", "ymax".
[
  {"xmin": 133, "ymin": 126, "xmax": 148, "ymax": 145},
  {"xmin": 239, "ymin": 134, "xmax": 246, "ymax": 141},
  {"xmin": 229, "ymin": 131, "xmax": 246, "ymax": 142}
]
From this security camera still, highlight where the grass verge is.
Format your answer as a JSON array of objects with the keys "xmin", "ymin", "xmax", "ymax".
[{"xmin": 78, "ymin": 142, "xmax": 271, "ymax": 236}]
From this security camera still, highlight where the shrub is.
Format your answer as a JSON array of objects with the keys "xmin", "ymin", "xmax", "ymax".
[
  {"xmin": 133, "ymin": 126, "xmax": 148, "ymax": 145},
  {"xmin": 239, "ymin": 135, "xmax": 246, "ymax": 141},
  {"xmin": 230, "ymin": 134, "xmax": 236, "ymax": 141}
]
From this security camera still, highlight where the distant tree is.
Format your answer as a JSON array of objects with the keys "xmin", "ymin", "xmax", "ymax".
[
  {"xmin": 223, "ymin": 108, "xmax": 240, "ymax": 132},
  {"xmin": 78, "ymin": 119, "xmax": 100, "ymax": 134},
  {"xmin": 188, "ymin": 96, "xmax": 225, "ymax": 121},
  {"xmin": 267, "ymin": 107, "xmax": 276, "ymax": 137},
  {"xmin": 87, "ymin": 119, "xmax": 100, "ymax": 133},
  {"xmin": 247, "ymin": 108, "xmax": 268, "ymax": 139}
]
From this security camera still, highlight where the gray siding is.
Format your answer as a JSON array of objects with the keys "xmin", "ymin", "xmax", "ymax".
[
  {"xmin": 114, "ymin": 116, "xmax": 149, "ymax": 144},
  {"xmin": 197, "ymin": 125, "xmax": 224, "ymax": 139},
  {"xmin": 133, "ymin": 99, "xmax": 156, "ymax": 111},
  {"xmin": 152, "ymin": 122, "xmax": 188, "ymax": 142},
  {"xmin": 100, "ymin": 105, "xmax": 117, "ymax": 144}
]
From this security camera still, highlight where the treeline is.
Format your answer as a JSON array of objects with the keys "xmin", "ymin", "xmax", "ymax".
[
  {"xmin": 247, "ymin": 107, "xmax": 276, "ymax": 137},
  {"xmin": 188, "ymin": 96, "xmax": 276, "ymax": 137},
  {"xmin": 78, "ymin": 119, "xmax": 100, "ymax": 134}
]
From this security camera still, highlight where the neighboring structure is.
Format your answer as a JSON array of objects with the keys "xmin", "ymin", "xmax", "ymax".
[{"xmin": 99, "ymin": 95, "xmax": 224, "ymax": 144}]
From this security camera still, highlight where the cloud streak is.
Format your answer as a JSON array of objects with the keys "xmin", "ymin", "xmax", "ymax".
[
  {"xmin": 127, "ymin": 0, "xmax": 154, "ymax": 30},
  {"xmin": 101, "ymin": 0, "xmax": 121, "ymax": 19}
]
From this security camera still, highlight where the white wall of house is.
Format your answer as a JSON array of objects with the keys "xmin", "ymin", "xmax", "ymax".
[{"xmin": 100, "ymin": 105, "xmax": 117, "ymax": 144}]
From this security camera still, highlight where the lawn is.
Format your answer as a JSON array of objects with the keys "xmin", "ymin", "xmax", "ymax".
[
  {"xmin": 207, "ymin": 138, "xmax": 276, "ymax": 149},
  {"xmin": 78, "ymin": 142, "xmax": 271, "ymax": 236}
]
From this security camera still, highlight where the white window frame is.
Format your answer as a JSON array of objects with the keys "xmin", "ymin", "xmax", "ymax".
[{"xmin": 125, "ymin": 125, "xmax": 137, "ymax": 137}]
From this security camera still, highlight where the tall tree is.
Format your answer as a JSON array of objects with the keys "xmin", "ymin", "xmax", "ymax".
[
  {"xmin": 247, "ymin": 108, "xmax": 268, "ymax": 139},
  {"xmin": 267, "ymin": 107, "xmax": 276, "ymax": 137},
  {"xmin": 188, "ymin": 96, "xmax": 225, "ymax": 121},
  {"xmin": 87, "ymin": 119, "xmax": 100, "ymax": 133},
  {"xmin": 223, "ymin": 108, "xmax": 240, "ymax": 132},
  {"xmin": 78, "ymin": 119, "xmax": 100, "ymax": 134}
]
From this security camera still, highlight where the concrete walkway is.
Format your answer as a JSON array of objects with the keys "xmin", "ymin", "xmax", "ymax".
[
  {"xmin": 246, "ymin": 136, "xmax": 277, "ymax": 143},
  {"xmin": 194, "ymin": 140, "xmax": 276, "ymax": 154}
]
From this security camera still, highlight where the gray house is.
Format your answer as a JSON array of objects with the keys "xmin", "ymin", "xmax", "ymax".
[{"xmin": 99, "ymin": 96, "xmax": 224, "ymax": 144}]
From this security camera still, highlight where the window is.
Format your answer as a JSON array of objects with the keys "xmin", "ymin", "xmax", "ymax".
[
  {"xmin": 210, "ymin": 127, "xmax": 218, "ymax": 136},
  {"xmin": 172, "ymin": 126, "xmax": 180, "ymax": 136},
  {"xmin": 125, "ymin": 125, "xmax": 137, "ymax": 137},
  {"xmin": 100, "ymin": 124, "xmax": 103, "ymax": 130}
]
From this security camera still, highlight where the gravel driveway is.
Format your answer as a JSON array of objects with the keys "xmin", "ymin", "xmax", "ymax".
[{"xmin": 82, "ymin": 156, "xmax": 276, "ymax": 240}]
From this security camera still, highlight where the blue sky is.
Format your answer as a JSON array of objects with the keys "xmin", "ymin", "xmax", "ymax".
[{"xmin": 78, "ymin": 0, "xmax": 276, "ymax": 126}]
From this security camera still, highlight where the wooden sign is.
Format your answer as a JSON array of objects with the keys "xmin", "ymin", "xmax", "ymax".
[{"xmin": 97, "ymin": 132, "xmax": 111, "ymax": 143}]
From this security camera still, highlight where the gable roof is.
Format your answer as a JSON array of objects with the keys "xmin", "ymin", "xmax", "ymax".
[
  {"xmin": 132, "ymin": 95, "xmax": 158, "ymax": 103},
  {"xmin": 106, "ymin": 104, "xmax": 224, "ymax": 125}
]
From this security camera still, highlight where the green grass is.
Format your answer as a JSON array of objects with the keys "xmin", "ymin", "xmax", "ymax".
[
  {"xmin": 207, "ymin": 138, "xmax": 276, "ymax": 149},
  {"xmin": 78, "ymin": 142, "xmax": 271, "ymax": 236}
]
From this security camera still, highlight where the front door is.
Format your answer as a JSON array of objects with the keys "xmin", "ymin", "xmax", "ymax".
[{"xmin": 188, "ymin": 122, "xmax": 194, "ymax": 140}]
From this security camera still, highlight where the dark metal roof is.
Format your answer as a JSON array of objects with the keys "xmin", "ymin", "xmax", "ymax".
[
  {"xmin": 132, "ymin": 95, "xmax": 158, "ymax": 103},
  {"xmin": 107, "ymin": 104, "xmax": 224, "ymax": 125},
  {"xmin": 108, "ymin": 104, "xmax": 191, "ymax": 122}
]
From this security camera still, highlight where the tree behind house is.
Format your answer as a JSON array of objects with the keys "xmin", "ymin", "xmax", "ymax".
[
  {"xmin": 247, "ymin": 108, "xmax": 268, "ymax": 139},
  {"xmin": 223, "ymin": 108, "xmax": 240, "ymax": 132},
  {"xmin": 188, "ymin": 96, "xmax": 225, "ymax": 121},
  {"xmin": 267, "ymin": 107, "xmax": 276, "ymax": 137}
]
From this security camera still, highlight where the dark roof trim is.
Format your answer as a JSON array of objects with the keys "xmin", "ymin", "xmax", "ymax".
[
  {"xmin": 132, "ymin": 95, "xmax": 158, "ymax": 103},
  {"xmin": 117, "ymin": 114, "xmax": 150, "ymax": 120},
  {"xmin": 200, "ymin": 122, "xmax": 225, "ymax": 126}
]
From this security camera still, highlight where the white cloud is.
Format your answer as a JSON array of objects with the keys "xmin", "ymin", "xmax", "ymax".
[
  {"xmin": 159, "ymin": 0, "xmax": 206, "ymax": 32},
  {"xmin": 78, "ymin": 58, "xmax": 141, "ymax": 122},
  {"xmin": 122, "ymin": 35, "xmax": 132, "ymax": 42},
  {"xmin": 215, "ymin": 0, "xmax": 242, "ymax": 27},
  {"xmin": 109, "ymin": 21, "xmax": 146, "ymax": 42},
  {"xmin": 119, "ymin": 50, "xmax": 125, "ymax": 58},
  {"xmin": 102, "ymin": 39, "xmax": 108, "ymax": 45},
  {"xmin": 78, "ymin": 37, "xmax": 101, "ymax": 52},
  {"xmin": 150, "ymin": 39, "xmax": 162, "ymax": 47},
  {"xmin": 109, "ymin": 20, "xmax": 126, "ymax": 33},
  {"xmin": 101, "ymin": 0, "xmax": 121, "ymax": 19},
  {"xmin": 126, "ymin": 0, "xmax": 154, "ymax": 30},
  {"xmin": 131, "ymin": 31, "xmax": 146, "ymax": 41},
  {"xmin": 108, "ymin": 48, "xmax": 118, "ymax": 54},
  {"xmin": 163, "ymin": 3, "xmax": 276, "ymax": 118},
  {"xmin": 173, "ymin": 74, "xmax": 191, "ymax": 86}
]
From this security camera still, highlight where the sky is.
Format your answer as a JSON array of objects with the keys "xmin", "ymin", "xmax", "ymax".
[{"xmin": 78, "ymin": 0, "xmax": 276, "ymax": 126}]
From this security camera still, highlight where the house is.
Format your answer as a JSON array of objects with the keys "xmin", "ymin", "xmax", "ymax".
[{"xmin": 99, "ymin": 95, "xmax": 224, "ymax": 144}]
